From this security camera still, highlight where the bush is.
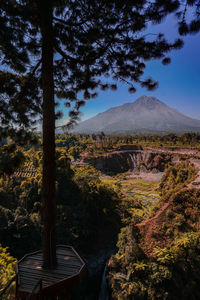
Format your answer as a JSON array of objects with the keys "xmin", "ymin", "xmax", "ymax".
[
  {"xmin": 108, "ymin": 162, "xmax": 200, "ymax": 299},
  {"xmin": 0, "ymin": 245, "xmax": 16, "ymax": 300}
]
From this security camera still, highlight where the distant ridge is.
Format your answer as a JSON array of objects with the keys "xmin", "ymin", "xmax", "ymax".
[{"xmin": 73, "ymin": 96, "xmax": 200, "ymax": 134}]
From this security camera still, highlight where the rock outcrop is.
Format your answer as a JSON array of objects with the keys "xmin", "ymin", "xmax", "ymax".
[
  {"xmin": 82, "ymin": 145, "xmax": 200, "ymax": 175},
  {"xmin": 83, "ymin": 149, "xmax": 172, "ymax": 174}
]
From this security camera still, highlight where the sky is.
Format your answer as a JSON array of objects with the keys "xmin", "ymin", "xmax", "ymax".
[{"xmin": 57, "ymin": 12, "xmax": 200, "ymax": 126}]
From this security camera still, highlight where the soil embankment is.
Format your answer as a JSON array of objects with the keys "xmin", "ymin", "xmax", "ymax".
[
  {"xmin": 82, "ymin": 145, "xmax": 200, "ymax": 175},
  {"xmin": 136, "ymin": 157, "xmax": 200, "ymax": 257}
]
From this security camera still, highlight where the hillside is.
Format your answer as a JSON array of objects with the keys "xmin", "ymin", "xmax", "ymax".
[
  {"xmin": 73, "ymin": 96, "xmax": 200, "ymax": 134},
  {"xmin": 108, "ymin": 161, "xmax": 200, "ymax": 299}
]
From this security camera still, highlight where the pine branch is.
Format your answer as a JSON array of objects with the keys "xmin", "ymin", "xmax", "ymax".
[
  {"xmin": 29, "ymin": 59, "xmax": 42, "ymax": 77},
  {"xmin": 54, "ymin": 44, "xmax": 80, "ymax": 64}
]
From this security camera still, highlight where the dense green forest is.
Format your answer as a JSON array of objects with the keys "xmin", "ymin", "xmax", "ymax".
[
  {"xmin": 0, "ymin": 137, "xmax": 121, "ymax": 298},
  {"xmin": 1, "ymin": 133, "xmax": 200, "ymax": 298},
  {"xmin": 58, "ymin": 132, "xmax": 200, "ymax": 157},
  {"xmin": 42, "ymin": 132, "xmax": 200, "ymax": 158},
  {"xmin": 108, "ymin": 162, "xmax": 200, "ymax": 299},
  {"xmin": 1, "ymin": 0, "xmax": 200, "ymax": 297}
]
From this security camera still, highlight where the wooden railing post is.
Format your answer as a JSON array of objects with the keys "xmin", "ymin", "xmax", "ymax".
[{"xmin": 26, "ymin": 279, "xmax": 42, "ymax": 300}]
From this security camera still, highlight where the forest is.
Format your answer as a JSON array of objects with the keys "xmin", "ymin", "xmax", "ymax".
[
  {"xmin": 1, "ymin": 133, "xmax": 200, "ymax": 299},
  {"xmin": 1, "ymin": 0, "xmax": 200, "ymax": 299},
  {"xmin": 0, "ymin": 134, "xmax": 120, "ymax": 298}
]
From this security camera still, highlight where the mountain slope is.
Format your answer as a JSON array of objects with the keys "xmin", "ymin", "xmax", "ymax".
[{"xmin": 73, "ymin": 96, "xmax": 200, "ymax": 134}]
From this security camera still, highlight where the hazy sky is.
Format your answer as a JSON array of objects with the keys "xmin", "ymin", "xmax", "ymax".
[{"xmin": 57, "ymin": 13, "xmax": 200, "ymax": 125}]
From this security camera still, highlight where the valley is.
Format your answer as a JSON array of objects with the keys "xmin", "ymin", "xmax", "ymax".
[
  {"xmin": 80, "ymin": 144, "xmax": 200, "ymax": 174},
  {"xmin": 77, "ymin": 142, "xmax": 200, "ymax": 299},
  {"xmin": 1, "ymin": 1, "xmax": 200, "ymax": 298},
  {"xmin": 1, "ymin": 133, "xmax": 200, "ymax": 299}
]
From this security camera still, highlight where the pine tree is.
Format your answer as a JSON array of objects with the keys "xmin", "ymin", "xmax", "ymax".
[
  {"xmin": 177, "ymin": 0, "xmax": 200, "ymax": 35},
  {"xmin": 0, "ymin": 0, "xmax": 183, "ymax": 268}
]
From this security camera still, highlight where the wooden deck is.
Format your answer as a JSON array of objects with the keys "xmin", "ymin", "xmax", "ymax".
[{"xmin": 16, "ymin": 245, "xmax": 86, "ymax": 298}]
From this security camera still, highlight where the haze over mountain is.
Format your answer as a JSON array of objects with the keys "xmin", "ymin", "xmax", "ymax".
[{"xmin": 73, "ymin": 96, "xmax": 200, "ymax": 134}]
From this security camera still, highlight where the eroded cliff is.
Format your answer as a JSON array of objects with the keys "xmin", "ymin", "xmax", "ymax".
[{"xmin": 82, "ymin": 145, "xmax": 194, "ymax": 174}]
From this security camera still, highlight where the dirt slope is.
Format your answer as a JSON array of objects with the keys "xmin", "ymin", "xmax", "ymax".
[{"xmin": 137, "ymin": 160, "xmax": 200, "ymax": 257}]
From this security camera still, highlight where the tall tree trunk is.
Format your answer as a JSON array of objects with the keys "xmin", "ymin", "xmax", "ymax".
[{"xmin": 41, "ymin": 0, "xmax": 56, "ymax": 268}]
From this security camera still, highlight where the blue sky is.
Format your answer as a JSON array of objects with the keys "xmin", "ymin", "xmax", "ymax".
[{"xmin": 57, "ymin": 13, "xmax": 200, "ymax": 125}]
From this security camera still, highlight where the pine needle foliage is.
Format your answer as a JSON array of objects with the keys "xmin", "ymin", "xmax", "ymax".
[
  {"xmin": 0, "ymin": 0, "xmax": 185, "ymax": 267},
  {"xmin": 0, "ymin": 0, "xmax": 184, "ymax": 132}
]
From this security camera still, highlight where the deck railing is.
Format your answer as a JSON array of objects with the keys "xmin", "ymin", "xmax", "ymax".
[{"xmin": 26, "ymin": 279, "xmax": 42, "ymax": 300}]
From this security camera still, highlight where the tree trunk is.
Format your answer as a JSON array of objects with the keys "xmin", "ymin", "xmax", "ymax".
[{"xmin": 40, "ymin": 0, "xmax": 56, "ymax": 268}]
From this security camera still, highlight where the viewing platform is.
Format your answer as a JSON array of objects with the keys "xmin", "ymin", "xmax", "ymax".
[{"xmin": 15, "ymin": 245, "xmax": 86, "ymax": 299}]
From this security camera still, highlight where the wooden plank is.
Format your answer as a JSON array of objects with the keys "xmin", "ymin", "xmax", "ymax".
[
  {"xmin": 29, "ymin": 249, "xmax": 77, "ymax": 258},
  {"xmin": 19, "ymin": 270, "xmax": 66, "ymax": 281},
  {"xmin": 56, "ymin": 246, "xmax": 72, "ymax": 250},
  {"xmin": 18, "ymin": 272, "xmax": 77, "ymax": 293},
  {"xmin": 20, "ymin": 262, "xmax": 81, "ymax": 273},
  {"xmin": 19, "ymin": 260, "xmax": 81, "ymax": 271},
  {"xmin": 57, "ymin": 258, "xmax": 82, "ymax": 267},
  {"xmin": 57, "ymin": 253, "xmax": 78, "ymax": 259},
  {"xmin": 18, "ymin": 250, "xmax": 42, "ymax": 263},
  {"xmin": 19, "ymin": 271, "xmax": 63, "ymax": 281},
  {"xmin": 20, "ymin": 279, "xmax": 57, "ymax": 289},
  {"xmin": 19, "ymin": 265, "xmax": 78, "ymax": 277},
  {"xmin": 21, "ymin": 255, "xmax": 82, "ymax": 266},
  {"xmin": 17, "ymin": 245, "xmax": 86, "ymax": 295},
  {"xmin": 55, "ymin": 263, "xmax": 81, "ymax": 270},
  {"xmin": 20, "ymin": 256, "xmax": 76, "ymax": 265},
  {"xmin": 34, "ymin": 268, "xmax": 85, "ymax": 296},
  {"xmin": 69, "ymin": 246, "xmax": 85, "ymax": 265},
  {"xmin": 20, "ymin": 279, "xmax": 56, "ymax": 289},
  {"xmin": 57, "ymin": 254, "xmax": 80, "ymax": 262},
  {"xmin": 19, "ymin": 272, "xmax": 66, "ymax": 283},
  {"xmin": 29, "ymin": 247, "xmax": 75, "ymax": 257},
  {"xmin": 22, "ymin": 253, "xmax": 76, "ymax": 263},
  {"xmin": 21, "ymin": 259, "xmax": 41, "ymax": 266},
  {"xmin": 24, "ymin": 279, "xmax": 41, "ymax": 299},
  {"xmin": 20, "ymin": 275, "xmax": 73, "ymax": 285},
  {"xmin": 19, "ymin": 263, "xmax": 80, "ymax": 273},
  {"xmin": 56, "ymin": 249, "xmax": 77, "ymax": 256}
]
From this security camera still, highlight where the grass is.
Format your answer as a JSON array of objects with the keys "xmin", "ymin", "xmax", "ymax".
[{"xmin": 101, "ymin": 175, "xmax": 160, "ymax": 224}]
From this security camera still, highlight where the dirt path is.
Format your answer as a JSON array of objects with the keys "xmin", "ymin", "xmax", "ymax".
[
  {"xmin": 138, "ymin": 202, "xmax": 170, "ymax": 227},
  {"xmin": 138, "ymin": 158, "xmax": 200, "ymax": 230},
  {"xmin": 136, "ymin": 157, "xmax": 200, "ymax": 256}
]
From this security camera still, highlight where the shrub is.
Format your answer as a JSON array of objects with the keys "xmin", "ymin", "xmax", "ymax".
[{"xmin": 0, "ymin": 245, "xmax": 16, "ymax": 300}]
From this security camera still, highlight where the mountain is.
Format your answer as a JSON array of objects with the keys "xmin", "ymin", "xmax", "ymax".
[{"xmin": 73, "ymin": 96, "xmax": 200, "ymax": 134}]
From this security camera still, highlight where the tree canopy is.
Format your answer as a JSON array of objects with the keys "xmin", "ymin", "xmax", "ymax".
[
  {"xmin": 0, "ymin": 0, "xmax": 191, "ymax": 268},
  {"xmin": 0, "ymin": 0, "xmax": 184, "ymax": 132},
  {"xmin": 177, "ymin": 0, "xmax": 200, "ymax": 35}
]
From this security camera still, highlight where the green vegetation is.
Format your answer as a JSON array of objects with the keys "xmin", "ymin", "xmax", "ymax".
[
  {"xmin": 55, "ymin": 132, "xmax": 200, "ymax": 159},
  {"xmin": 2, "ymin": 132, "xmax": 200, "ymax": 166},
  {"xmin": 57, "ymin": 132, "xmax": 200, "ymax": 156},
  {"xmin": 108, "ymin": 162, "xmax": 200, "ymax": 299},
  {"xmin": 1, "ymin": 134, "xmax": 200, "ymax": 298},
  {"xmin": 0, "ymin": 245, "xmax": 16, "ymax": 300},
  {"xmin": 0, "ymin": 147, "xmax": 120, "ymax": 258},
  {"xmin": 0, "ymin": 144, "xmax": 121, "ymax": 298},
  {"xmin": 0, "ymin": 144, "xmax": 25, "ymax": 177},
  {"xmin": 160, "ymin": 161, "xmax": 197, "ymax": 195},
  {"xmin": 131, "ymin": 132, "xmax": 200, "ymax": 148},
  {"xmin": 101, "ymin": 176, "xmax": 160, "ymax": 225}
]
